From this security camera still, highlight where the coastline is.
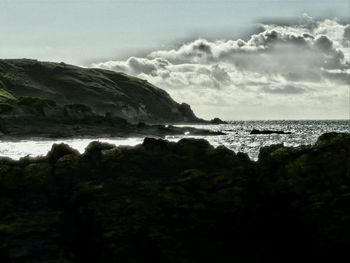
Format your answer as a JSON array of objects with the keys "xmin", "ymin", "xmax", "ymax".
[{"xmin": 0, "ymin": 117, "xmax": 225, "ymax": 140}]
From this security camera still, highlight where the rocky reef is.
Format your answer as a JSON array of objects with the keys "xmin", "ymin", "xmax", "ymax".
[
  {"xmin": 250, "ymin": 129, "xmax": 292, "ymax": 134},
  {"xmin": 0, "ymin": 132, "xmax": 349, "ymax": 262}
]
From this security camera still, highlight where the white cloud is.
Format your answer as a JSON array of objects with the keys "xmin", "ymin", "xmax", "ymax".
[{"xmin": 92, "ymin": 15, "xmax": 350, "ymax": 120}]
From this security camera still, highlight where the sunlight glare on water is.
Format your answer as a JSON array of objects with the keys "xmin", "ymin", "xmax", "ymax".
[{"xmin": 0, "ymin": 120, "xmax": 349, "ymax": 161}]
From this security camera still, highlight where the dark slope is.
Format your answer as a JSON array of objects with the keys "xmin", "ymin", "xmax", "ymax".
[
  {"xmin": 0, "ymin": 59, "xmax": 200, "ymax": 123},
  {"xmin": 0, "ymin": 97, "xmax": 224, "ymax": 138}
]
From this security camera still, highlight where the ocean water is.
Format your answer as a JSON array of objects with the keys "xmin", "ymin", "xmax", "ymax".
[{"xmin": 0, "ymin": 120, "xmax": 349, "ymax": 161}]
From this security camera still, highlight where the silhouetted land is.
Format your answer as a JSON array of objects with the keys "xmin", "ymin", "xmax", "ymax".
[
  {"xmin": 0, "ymin": 59, "xmax": 225, "ymax": 124},
  {"xmin": 0, "ymin": 58, "xmax": 226, "ymax": 138},
  {"xmin": 0, "ymin": 97, "xmax": 224, "ymax": 139},
  {"xmin": 0, "ymin": 132, "xmax": 349, "ymax": 262}
]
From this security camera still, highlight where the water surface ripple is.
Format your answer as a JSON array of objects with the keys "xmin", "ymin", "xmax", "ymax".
[{"xmin": 1, "ymin": 120, "xmax": 349, "ymax": 161}]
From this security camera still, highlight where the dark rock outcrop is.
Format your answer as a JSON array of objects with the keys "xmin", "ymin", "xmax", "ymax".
[
  {"xmin": 0, "ymin": 59, "xmax": 202, "ymax": 123},
  {"xmin": 0, "ymin": 132, "xmax": 349, "ymax": 262},
  {"xmin": 250, "ymin": 128, "xmax": 292, "ymax": 134},
  {"xmin": 209, "ymin": 117, "xmax": 227, "ymax": 124}
]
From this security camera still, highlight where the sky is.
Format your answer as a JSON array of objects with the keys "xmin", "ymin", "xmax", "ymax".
[{"xmin": 0, "ymin": 0, "xmax": 349, "ymax": 120}]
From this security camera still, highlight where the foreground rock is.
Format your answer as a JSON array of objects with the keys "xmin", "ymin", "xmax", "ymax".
[{"xmin": 0, "ymin": 132, "xmax": 349, "ymax": 262}]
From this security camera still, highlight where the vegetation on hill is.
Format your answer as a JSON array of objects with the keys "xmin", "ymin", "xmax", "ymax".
[
  {"xmin": 0, "ymin": 80, "xmax": 16, "ymax": 101},
  {"xmin": 0, "ymin": 89, "xmax": 16, "ymax": 100},
  {"xmin": 0, "ymin": 59, "xmax": 202, "ymax": 123}
]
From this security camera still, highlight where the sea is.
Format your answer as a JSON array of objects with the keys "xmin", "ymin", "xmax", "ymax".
[{"xmin": 0, "ymin": 120, "xmax": 349, "ymax": 161}]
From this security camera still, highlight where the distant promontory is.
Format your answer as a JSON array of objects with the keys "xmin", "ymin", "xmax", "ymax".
[
  {"xmin": 0, "ymin": 59, "xmax": 226, "ymax": 138},
  {"xmin": 0, "ymin": 59, "xmax": 203, "ymax": 123}
]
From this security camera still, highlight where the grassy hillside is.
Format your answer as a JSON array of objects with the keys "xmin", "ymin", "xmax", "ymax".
[
  {"xmin": 0, "ymin": 80, "xmax": 16, "ymax": 100},
  {"xmin": 0, "ymin": 88, "xmax": 16, "ymax": 100},
  {"xmin": 0, "ymin": 59, "xmax": 199, "ymax": 123}
]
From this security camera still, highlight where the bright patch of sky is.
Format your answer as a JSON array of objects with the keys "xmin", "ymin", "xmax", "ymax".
[
  {"xmin": 0, "ymin": 0, "xmax": 349, "ymax": 120},
  {"xmin": 1, "ymin": 0, "xmax": 348, "ymax": 64}
]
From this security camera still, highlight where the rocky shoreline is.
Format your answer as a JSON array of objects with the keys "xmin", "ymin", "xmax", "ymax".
[
  {"xmin": 0, "ymin": 60, "xmax": 227, "ymax": 139},
  {"xmin": 0, "ymin": 116, "xmax": 224, "ymax": 139},
  {"xmin": 0, "ymin": 132, "xmax": 349, "ymax": 262},
  {"xmin": 0, "ymin": 97, "xmax": 225, "ymax": 139}
]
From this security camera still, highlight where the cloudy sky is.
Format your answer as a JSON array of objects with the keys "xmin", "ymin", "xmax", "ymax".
[{"xmin": 1, "ymin": 0, "xmax": 349, "ymax": 120}]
